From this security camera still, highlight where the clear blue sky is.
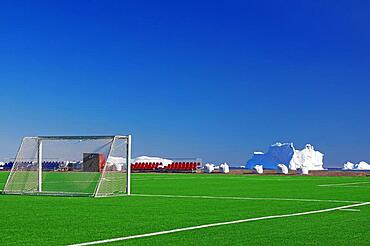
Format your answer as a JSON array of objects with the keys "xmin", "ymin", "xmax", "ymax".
[{"xmin": 0, "ymin": 0, "xmax": 369, "ymax": 167}]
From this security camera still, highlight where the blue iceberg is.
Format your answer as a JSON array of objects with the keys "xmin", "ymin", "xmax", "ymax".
[{"xmin": 246, "ymin": 143, "xmax": 295, "ymax": 170}]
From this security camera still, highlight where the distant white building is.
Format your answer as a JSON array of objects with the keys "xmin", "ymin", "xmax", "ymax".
[{"xmin": 133, "ymin": 156, "xmax": 173, "ymax": 166}]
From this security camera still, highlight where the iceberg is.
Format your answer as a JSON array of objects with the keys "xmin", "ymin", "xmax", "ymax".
[
  {"xmin": 253, "ymin": 165, "xmax": 264, "ymax": 174},
  {"xmin": 277, "ymin": 164, "xmax": 289, "ymax": 174},
  {"xmin": 290, "ymin": 144, "xmax": 324, "ymax": 170},
  {"xmin": 343, "ymin": 161, "xmax": 370, "ymax": 170},
  {"xmin": 219, "ymin": 163, "xmax": 230, "ymax": 173},
  {"xmin": 246, "ymin": 143, "xmax": 294, "ymax": 170},
  {"xmin": 357, "ymin": 161, "xmax": 370, "ymax": 170},
  {"xmin": 204, "ymin": 163, "xmax": 215, "ymax": 173},
  {"xmin": 343, "ymin": 162, "xmax": 355, "ymax": 170},
  {"xmin": 297, "ymin": 167, "xmax": 309, "ymax": 175},
  {"xmin": 246, "ymin": 143, "xmax": 325, "ymax": 171}
]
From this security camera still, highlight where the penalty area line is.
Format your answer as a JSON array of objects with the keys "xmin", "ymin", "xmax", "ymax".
[{"xmin": 69, "ymin": 202, "xmax": 370, "ymax": 246}]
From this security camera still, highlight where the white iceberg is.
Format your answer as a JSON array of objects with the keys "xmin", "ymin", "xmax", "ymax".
[
  {"xmin": 297, "ymin": 167, "xmax": 309, "ymax": 175},
  {"xmin": 204, "ymin": 163, "xmax": 215, "ymax": 173},
  {"xmin": 343, "ymin": 161, "xmax": 370, "ymax": 170},
  {"xmin": 277, "ymin": 164, "xmax": 289, "ymax": 174},
  {"xmin": 290, "ymin": 144, "xmax": 324, "ymax": 171},
  {"xmin": 357, "ymin": 161, "xmax": 370, "ymax": 170},
  {"xmin": 219, "ymin": 163, "xmax": 230, "ymax": 173},
  {"xmin": 253, "ymin": 165, "xmax": 264, "ymax": 174},
  {"xmin": 343, "ymin": 162, "xmax": 355, "ymax": 170}
]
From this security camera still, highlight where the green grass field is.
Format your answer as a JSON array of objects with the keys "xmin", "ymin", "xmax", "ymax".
[
  {"xmin": 0, "ymin": 172, "xmax": 369, "ymax": 245},
  {"xmin": 4, "ymin": 171, "xmax": 126, "ymax": 196}
]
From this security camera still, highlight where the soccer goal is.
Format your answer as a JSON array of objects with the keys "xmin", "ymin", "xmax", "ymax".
[{"xmin": 3, "ymin": 135, "xmax": 131, "ymax": 197}]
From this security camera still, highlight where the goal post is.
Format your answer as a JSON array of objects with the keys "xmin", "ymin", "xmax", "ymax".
[
  {"xmin": 37, "ymin": 138, "xmax": 42, "ymax": 192},
  {"xmin": 3, "ymin": 135, "xmax": 132, "ymax": 197}
]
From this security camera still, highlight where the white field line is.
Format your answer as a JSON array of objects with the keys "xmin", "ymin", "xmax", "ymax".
[
  {"xmin": 8, "ymin": 180, "xmax": 95, "ymax": 184},
  {"xmin": 133, "ymin": 177, "xmax": 300, "ymax": 181},
  {"xmin": 321, "ymin": 186, "xmax": 370, "ymax": 189},
  {"xmin": 69, "ymin": 201, "xmax": 370, "ymax": 246},
  {"xmin": 8, "ymin": 181, "xmax": 97, "ymax": 185},
  {"xmin": 318, "ymin": 181, "xmax": 370, "ymax": 187},
  {"xmin": 131, "ymin": 193, "xmax": 363, "ymax": 204},
  {"xmin": 8, "ymin": 179, "xmax": 123, "ymax": 185},
  {"xmin": 339, "ymin": 208, "xmax": 361, "ymax": 212},
  {"xmin": 133, "ymin": 177, "xmax": 335, "ymax": 181}
]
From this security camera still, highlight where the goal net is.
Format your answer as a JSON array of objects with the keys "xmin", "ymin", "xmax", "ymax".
[{"xmin": 3, "ymin": 135, "xmax": 131, "ymax": 197}]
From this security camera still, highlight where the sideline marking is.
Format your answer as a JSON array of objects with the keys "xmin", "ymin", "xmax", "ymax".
[
  {"xmin": 132, "ymin": 193, "xmax": 363, "ymax": 204},
  {"xmin": 318, "ymin": 182, "xmax": 370, "ymax": 187},
  {"xmin": 69, "ymin": 202, "xmax": 370, "ymax": 246}
]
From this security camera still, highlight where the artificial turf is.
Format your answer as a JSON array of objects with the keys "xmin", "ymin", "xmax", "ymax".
[
  {"xmin": 0, "ymin": 172, "xmax": 369, "ymax": 245},
  {"xmin": 4, "ymin": 171, "xmax": 127, "ymax": 196}
]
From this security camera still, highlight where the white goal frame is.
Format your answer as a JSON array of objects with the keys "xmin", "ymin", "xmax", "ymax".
[{"xmin": 3, "ymin": 135, "xmax": 132, "ymax": 197}]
